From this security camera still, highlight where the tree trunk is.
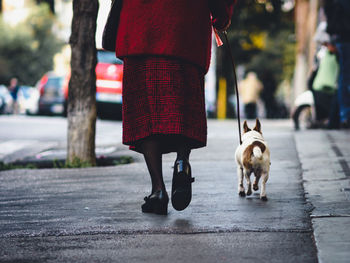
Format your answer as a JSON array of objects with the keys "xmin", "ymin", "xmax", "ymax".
[{"xmin": 67, "ymin": 0, "xmax": 99, "ymax": 166}]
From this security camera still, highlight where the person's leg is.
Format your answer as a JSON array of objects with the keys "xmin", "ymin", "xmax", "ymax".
[
  {"xmin": 176, "ymin": 141, "xmax": 191, "ymax": 162},
  {"xmin": 172, "ymin": 137, "xmax": 194, "ymax": 211},
  {"xmin": 140, "ymin": 136, "xmax": 168, "ymax": 215},
  {"xmin": 336, "ymin": 43, "xmax": 350, "ymax": 126},
  {"xmin": 245, "ymin": 103, "xmax": 257, "ymax": 119},
  {"xmin": 327, "ymin": 92, "xmax": 340, "ymax": 129},
  {"xmin": 252, "ymin": 103, "xmax": 257, "ymax": 119},
  {"xmin": 140, "ymin": 136, "xmax": 165, "ymax": 193},
  {"xmin": 244, "ymin": 104, "xmax": 249, "ymax": 119}
]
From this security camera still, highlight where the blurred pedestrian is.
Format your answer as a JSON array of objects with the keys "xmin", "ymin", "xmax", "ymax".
[
  {"xmin": 324, "ymin": 0, "xmax": 350, "ymax": 128},
  {"xmin": 8, "ymin": 78, "xmax": 19, "ymax": 114},
  {"xmin": 114, "ymin": 0, "xmax": 236, "ymax": 214},
  {"xmin": 260, "ymin": 70, "xmax": 278, "ymax": 119},
  {"xmin": 310, "ymin": 21, "xmax": 339, "ymax": 128},
  {"xmin": 239, "ymin": 72, "xmax": 263, "ymax": 119}
]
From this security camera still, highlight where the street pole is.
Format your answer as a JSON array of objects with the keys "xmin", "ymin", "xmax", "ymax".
[{"xmin": 293, "ymin": 0, "xmax": 319, "ymax": 102}]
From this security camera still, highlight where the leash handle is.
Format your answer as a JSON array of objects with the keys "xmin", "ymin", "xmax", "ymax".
[
  {"xmin": 222, "ymin": 31, "xmax": 242, "ymax": 145},
  {"xmin": 214, "ymin": 29, "xmax": 223, "ymax": 47}
]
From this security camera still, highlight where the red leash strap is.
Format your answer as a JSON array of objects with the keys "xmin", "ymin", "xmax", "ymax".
[{"xmin": 214, "ymin": 29, "xmax": 224, "ymax": 47}]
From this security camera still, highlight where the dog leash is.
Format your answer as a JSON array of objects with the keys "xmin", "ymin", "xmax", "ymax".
[{"xmin": 216, "ymin": 30, "xmax": 242, "ymax": 145}]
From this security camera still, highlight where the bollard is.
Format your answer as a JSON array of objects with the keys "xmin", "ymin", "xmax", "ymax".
[{"xmin": 217, "ymin": 77, "xmax": 227, "ymax": 119}]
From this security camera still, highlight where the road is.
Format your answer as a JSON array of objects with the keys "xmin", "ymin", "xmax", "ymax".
[
  {"xmin": 0, "ymin": 116, "xmax": 319, "ymax": 262},
  {"xmin": 0, "ymin": 115, "xmax": 123, "ymax": 163}
]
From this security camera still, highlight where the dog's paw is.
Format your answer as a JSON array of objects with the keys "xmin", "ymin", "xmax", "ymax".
[
  {"xmin": 246, "ymin": 189, "xmax": 252, "ymax": 196},
  {"xmin": 239, "ymin": 191, "xmax": 246, "ymax": 197},
  {"xmin": 253, "ymin": 185, "xmax": 259, "ymax": 191},
  {"xmin": 260, "ymin": 196, "xmax": 268, "ymax": 201}
]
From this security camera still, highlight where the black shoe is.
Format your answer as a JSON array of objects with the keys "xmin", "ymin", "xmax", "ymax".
[
  {"xmin": 171, "ymin": 159, "xmax": 195, "ymax": 211},
  {"xmin": 141, "ymin": 189, "xmax": 169, "ymax": 215}
]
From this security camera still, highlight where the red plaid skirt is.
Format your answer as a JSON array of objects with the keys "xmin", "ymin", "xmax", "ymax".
[{"xmin": 122, "ymin": 56, "xmax": 207, "ymax": 153}]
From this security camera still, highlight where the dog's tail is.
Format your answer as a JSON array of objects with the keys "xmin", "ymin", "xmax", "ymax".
[{"xmin": 253, "ymin": 146, "xmax": 263, "ymax": 159}]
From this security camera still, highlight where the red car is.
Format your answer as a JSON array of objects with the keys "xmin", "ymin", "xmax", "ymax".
[
  {"xmin": 37, "ymin": 72, "xmax": 68, "ymax": 115},
  {"xmin": 37, "ymin": 50, "xmax": 123, "ymax": 118},
  {"xmin": 95, "ymin": 49, "xmax": 123, "ymax": 119}
]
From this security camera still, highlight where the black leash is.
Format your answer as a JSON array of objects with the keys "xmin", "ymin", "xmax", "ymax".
[{"xmin": 222, "ymin": 31, "xmax": 242, "ymax": 145}]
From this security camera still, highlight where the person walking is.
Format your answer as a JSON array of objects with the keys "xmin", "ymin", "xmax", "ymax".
[
  {"xmin": 239, "ymin": 72, "xmax": 263, "ymax": 119},
  {"xmin": 310, "ymin": 21, "xmax": 339, "ymax": 128},
  {"xmin": 8, "ymin": 78, "xmax": 20, "ymax": 114},
  {"xmin": 324, "ymin": 0, "xmax": 350, "ymax": 128},
  {"xmin": 260, "ymin": 70, "xmax": 278, "ymax": 119},
  {"xmin": 114, "ymin": 0, "xmax": 236, "ymax": 215}
]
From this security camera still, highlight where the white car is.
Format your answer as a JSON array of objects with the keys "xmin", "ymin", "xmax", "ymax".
[
  {"xmin": 0, "ymin": 85, "xmax": 14, "ymax": 114},
  {"xmin": 18, "ymin": 86, "xmax": 40, "ymax": 115}
]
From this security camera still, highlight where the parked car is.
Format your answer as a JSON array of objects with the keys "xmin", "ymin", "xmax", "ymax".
[
  {"xmin": 17, "ymin": 86, "xmax": 40, "ymax": 115},
  {"xmin": 36, "ymin": 50, "xmax": 123, "ymax": 118},
  {"xmin": 95, "ymin": 49, "xmax": 123, "ymax": 119},
  {"xmin": 37, "ymin": 72, "xmax": 68, "ymax": 116},
  {"xmin": 0, "ymin": 85, "xmax": 14, "ymax": 114}
]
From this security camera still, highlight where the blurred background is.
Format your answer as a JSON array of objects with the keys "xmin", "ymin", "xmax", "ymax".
[{"xmin": 0, "ymin": 0, "xmax": 324, "ymax": 122}]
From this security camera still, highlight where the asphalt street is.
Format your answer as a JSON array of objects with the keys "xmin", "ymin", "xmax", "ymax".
[
  {"xmin": 0, "ymin": 115, "xmax": 122, "ymax": 164},
  {"xmin": 0, "ymin": 116, "xmax": 348, "ymax": 262}
]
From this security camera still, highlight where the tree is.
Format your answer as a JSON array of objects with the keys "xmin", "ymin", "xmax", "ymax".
[
  {"xmin": 223, "ymin": 0, "xmax": 295, "ymax": 78},
  {"xmin": 0, "ymin": 3, "xmax": 63, "ymax": 85},
  {"xmin": 36, "ymin": 0, "xmax": 55, "ymax": 13},
  {"xmin": 67, "ymin": 0, "xmax": 99, "ymax": 166},
  {"xmin": 216, "ymin": 0, "xmax": 295, "ymax": 116}
]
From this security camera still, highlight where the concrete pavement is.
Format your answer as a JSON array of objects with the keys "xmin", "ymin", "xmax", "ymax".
[
  {"xmin": 0, "ymin": 119, "xmax": 348, "ymax": 262},
  {"xmin": 295, "ymin": 129, "xmax": 350, "ymax": 263}
]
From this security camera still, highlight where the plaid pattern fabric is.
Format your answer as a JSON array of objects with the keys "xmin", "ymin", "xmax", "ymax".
[{"xmin": 122, "ymin": 56, "xmax": 207, "ymax": 153}]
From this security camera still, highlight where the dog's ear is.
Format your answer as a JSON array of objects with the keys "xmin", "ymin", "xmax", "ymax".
[
  {"xmin": 253, "ymin": 118, "xmax": 262, "ymax": 133},
  {"xmin": 243, "ymin": 120, "xmax": 251, "ymax": 133}
]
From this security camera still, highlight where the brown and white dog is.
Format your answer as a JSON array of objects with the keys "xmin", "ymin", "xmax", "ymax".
[{"xmin": 235, "ymin": 119, "xmax": 270, "ymax": 201}]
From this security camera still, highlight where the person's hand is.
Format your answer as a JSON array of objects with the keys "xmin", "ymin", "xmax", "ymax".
[
  {"xmin": 212, "ymin": 18, "xmax": 231, "ymax": 32},
  {"xmin": 221, "ymin": 19, "xmax": 231, "ymax": 32},
  {"xmin": 326, "ymin": 43, "xmax": 337, "ymax": 54}
]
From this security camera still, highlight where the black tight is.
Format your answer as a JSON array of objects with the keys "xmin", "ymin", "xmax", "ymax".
[
  {"xmin": 176, "ymin": 142, "xmax": 191, "ymax": 161},
  {"xmin": 140, "ymin": 135, "xmax": 191, "ymax": 193},
  {"xmin": 141, "ymin": 137, "xmax": 164, "ymax": 193}
]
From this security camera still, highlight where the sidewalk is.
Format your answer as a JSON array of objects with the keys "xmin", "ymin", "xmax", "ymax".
[
  {"xmin": 0, "ymin": 119, "xmax": 349, "ymax": 262},
  {"xmin": 295, "ymin": 129, "xmax": 350, "ymax": 263}
]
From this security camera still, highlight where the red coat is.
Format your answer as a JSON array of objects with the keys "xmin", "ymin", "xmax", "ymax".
[{"xmin": 116, "ymin": 0, "xmax": 235, "ymax": 73}]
